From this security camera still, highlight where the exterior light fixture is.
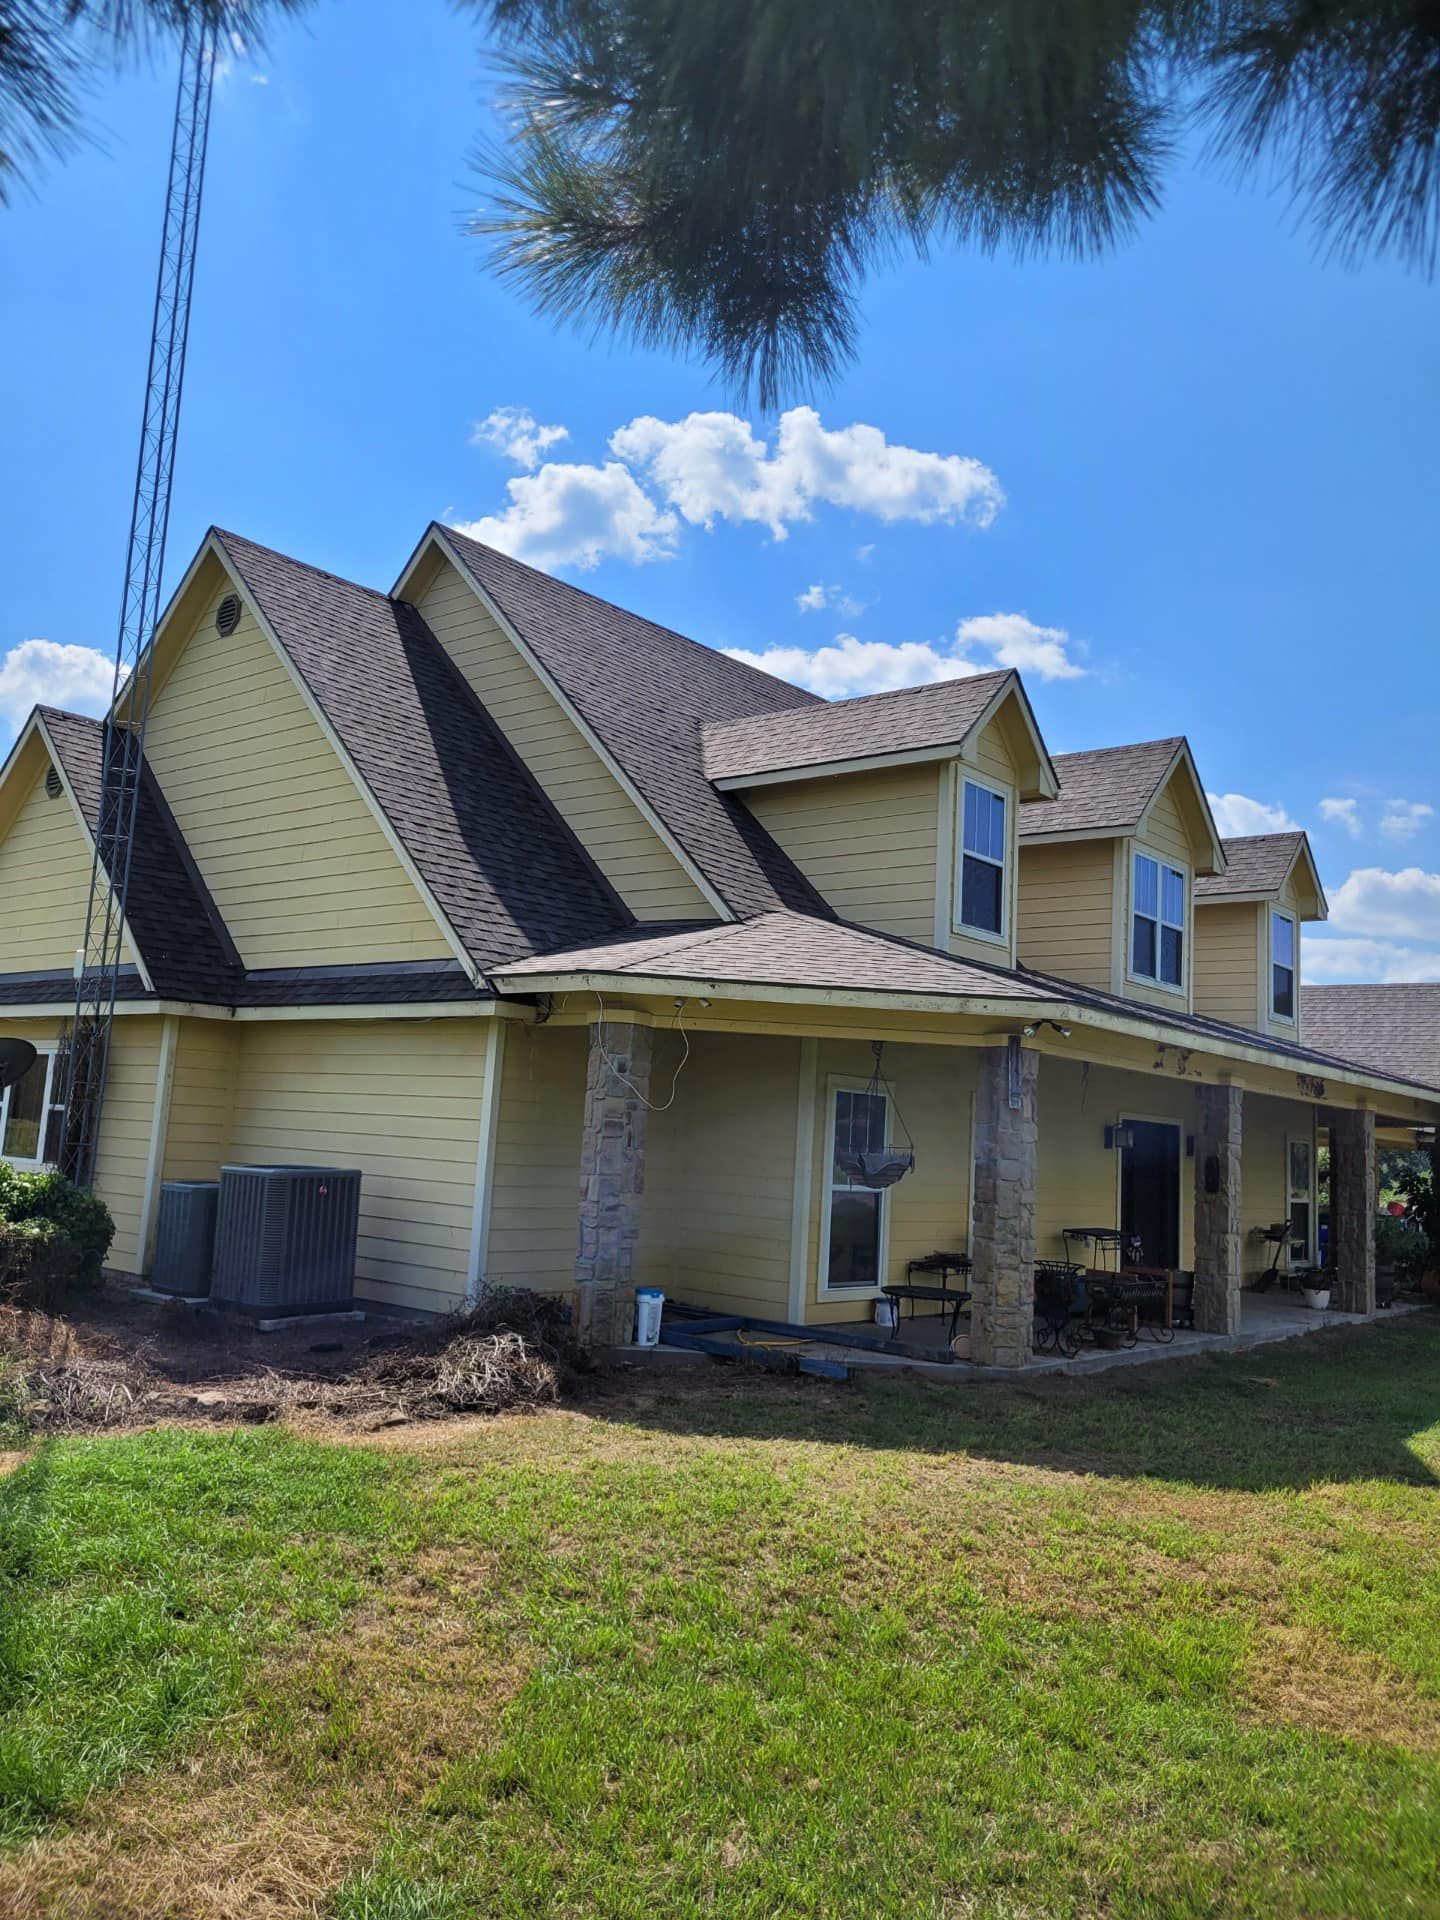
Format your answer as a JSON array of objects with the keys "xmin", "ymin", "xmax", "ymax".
[{"xmin": 1104, "ymin": 1123, "xmax": 1136, "ymax": 1151}]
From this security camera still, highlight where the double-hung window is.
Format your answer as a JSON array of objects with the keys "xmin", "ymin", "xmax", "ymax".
[
  {"xmin": 957, "ymin": 778, "xmax": 1007, "ymax": 939},
  {"xmin": 1271, "ymin": 911, "xmax": 1296, "ymax": 1020},
  {"xmin": 1131, "ymin": 852, "xmax": 1185, "ymax": 989},
  {"xmin": 0, "ymin": 1050, "xmax": 63, "ymax": 1171},
  {"xmin": 824, "ymin": 1085, "xmax": 889, "ymax": 1290}
]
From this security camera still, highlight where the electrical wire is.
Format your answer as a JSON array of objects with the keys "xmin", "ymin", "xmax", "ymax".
[{"xmin": 593, "ymin": 990, "xmax": 692, "ymax": 1112}]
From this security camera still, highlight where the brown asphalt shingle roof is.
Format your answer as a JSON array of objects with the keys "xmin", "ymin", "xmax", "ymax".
[
  {"xmin": 1195, "ymin": 832, "xmax": 1307, "ymax": 899},
  {"xmin": 701, "ymin": 671, "xmax": 1013, "ymax": 782},
  {"xmin": 497, "ymin": 910, "xmax": 1440, "ymax": 1093},
  {"xmin": 1301, "ymin": 984, "xmax": 1440, "ymax": 1093},
  {"xmin": 1019, "ymin": 738, "xmax": 1184, "ymax": 838},
  {"xmin": 41, "ymin": 708, "xmax": 243, "ymax": 1003},
  {"xmin": 496, "ymin": 911, "xmax": 1043, "ymax": 1000},
  {"xmin": 436, "ymin": 527, "xmax": 829, "ymax": 919},
  {"xmin": 214, "ymin": 529, "xmax": 632, "ymax": 973}
]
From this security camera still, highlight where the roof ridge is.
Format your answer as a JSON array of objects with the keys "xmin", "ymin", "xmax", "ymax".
[
  {"xmin": 438, "ymin": 523, "xmax": 823, "ymax": 710},
  {"xmin": 1050, "ymin": 735, "xmax": 1185, "ymax": 763},
  {"xmin": 210, "ymin": 527, "xmax": 395, "ymax": 607}
]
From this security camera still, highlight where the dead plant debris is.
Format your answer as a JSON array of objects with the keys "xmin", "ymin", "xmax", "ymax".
[{"xmin": 0, "ymin": 1288, "xmax": 573, "ymax": 1439}]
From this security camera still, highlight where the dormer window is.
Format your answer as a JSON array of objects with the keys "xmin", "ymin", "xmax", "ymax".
[
  {"xmin": 958, "ymin": 777, "xmax": 1007, "ymax": 940},
  {"xmin": 1131, "ymin": 852, "xmax": 1186, "ymax": 990},
  {"xmin": 1271, "ymin": 910, "xmax": 1296, "ymax": 1020}
]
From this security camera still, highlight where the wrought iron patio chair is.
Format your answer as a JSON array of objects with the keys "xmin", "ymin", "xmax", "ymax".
[{"xmin": 1033, "ymin": 1261, "xmax": 1084, "ymax": 1356}]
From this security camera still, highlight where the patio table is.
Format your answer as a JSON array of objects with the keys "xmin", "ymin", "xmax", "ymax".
[
  {"xmin": 885, "ymin": 1254, "xmax": 973, "ymax": 1340},
  {"xmin": 1063, "ymin": 1227, "xmax": 1144, "ymax": 1271}
]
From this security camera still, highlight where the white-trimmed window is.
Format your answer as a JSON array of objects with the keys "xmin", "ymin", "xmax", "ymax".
[
  {"xmin": 820, "ymin": 1082, "xmax": 890, "ymax": 1292},
  {"xmin": 1271, "ymin": 911, "xmax": 1297, "ymax": 1021},
  {"xmin": 957, "ymin": 777, "xmax": 1007, "ymax": 940},
  {"xmin": 0, "ymin": 1050, "xmax": 64, "ymax": 1171},
  {"xmin": 1131, "ymin": 852, "xmax": 1186, "ymax": 989},
  {"xmin": 1286, "ymin": 1135, "xmax": 1315, "ymax": 1265}
]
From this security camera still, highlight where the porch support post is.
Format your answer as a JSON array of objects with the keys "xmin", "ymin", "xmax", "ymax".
[
  {"xmin": 1329, "ymin": 1109, "xmax": 1377, "ymax": 1313},
  {"xmin": 970, "ymin": 1040, "xmax": 1038, "ymax": 1369},
  {"xmin": 575, "ymin": 1014, "xmax": 653, "ymax": 1349},
  {"xmin": 1193, "ymin": 1083, "xmax": 1243, "ymax": 1334}
]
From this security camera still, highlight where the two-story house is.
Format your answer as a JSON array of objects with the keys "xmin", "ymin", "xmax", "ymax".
[{"xmin": 0, "ymin": 521, "xmax": 1434, "ymax": 1364}]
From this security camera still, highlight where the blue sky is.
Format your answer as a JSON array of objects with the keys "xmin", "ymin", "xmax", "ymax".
[{"xmin": 2, "ymin": 1, "xmax": 1437, "ymax": 981}]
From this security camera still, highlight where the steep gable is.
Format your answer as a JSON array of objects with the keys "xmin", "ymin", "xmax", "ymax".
[
  {"xmin": 141, "ymin": 559, "xmax": 455, "ymax": 970},
  {"xmin": 0, "ymin": 727, "xmax": 143, "ymax": 980},
  {"xmin": 406, "ymin": 547, "xmax": 712, "ymax": 920},
  {"xmin": 422, "ymin": 526, "xmax": 828, "ymax": 920}
]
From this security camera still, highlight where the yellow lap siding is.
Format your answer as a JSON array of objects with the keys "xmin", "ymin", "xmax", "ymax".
[
  {"xmin": 485, "ymin": 1021, "xmax": 586, "ymax": 1294},
  {"xmin": 1018, "ymin": 840, "xmax": 1115, "ymax": 988},
  {"xmin": 1240, "ymin": 1095, "xmax": 1312, "ymax": 1282},
  {"xmin": 161, "ymin": 1018, "xmax": 239, "ymax": 1183},
  {"xmin": 141, "ymin": 580, "xmax": 453, "ymax": 968},
  {"xmin": 0, "ymin": 760, "xmax": 139, "ymax": 976},
  {"xmin": 1194, "ymin": 902, "xmax": 1264, "ymax": 1030},
  {"xmin": 225, "ymin": 1020, "xmax": 486, "ymax": 1316},
  {"xmin": 637, "ymin": 1030, "xmax": 798, "ymax": 1319},
  {"xmin": 806, "ymin": 1039, "xmax": 979, "ymax": 1324},
  {"xmin": 747, "ymin": 766, "xmax": 940, "ymax": 945},
  {"xmin": 416, "ymin": 559, "xmax": 711, "ymax": 920},
  {"xmin": 1035, "ymin": 1057, "xmax": 1197, "ymax": 1268}
]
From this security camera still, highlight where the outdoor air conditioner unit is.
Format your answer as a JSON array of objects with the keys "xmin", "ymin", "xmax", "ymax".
[
  {"xmin": 148, "ymin": 1179, "xmax": 219, "ymax": 1296},
  {"xmin": 211, "ymin": 1165, "xmax": 361, "ymax": 1318}
]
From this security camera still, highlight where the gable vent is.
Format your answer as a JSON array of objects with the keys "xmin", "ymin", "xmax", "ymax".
[
  {"xmin": 215, "ymin": 592, "xmax": 242, "ymax": 637},
  {"xmin": 44, "ymin": 766, "xmax": 63, "ymax": 800}
]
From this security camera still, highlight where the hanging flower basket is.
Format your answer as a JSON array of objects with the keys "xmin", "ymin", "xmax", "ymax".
[
  {"xmin": 833, "ymin": 1043, "xmax": 916, "ymax": 1190},
  {"xmin": 835, "ymin": 1147, "xmax": 915, "ymax": 1190}
]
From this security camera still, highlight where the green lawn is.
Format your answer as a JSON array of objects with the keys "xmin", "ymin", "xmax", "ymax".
[{"xmin": 3, "ymin": 1320, "xmax": 1440, "ymax": 1918}]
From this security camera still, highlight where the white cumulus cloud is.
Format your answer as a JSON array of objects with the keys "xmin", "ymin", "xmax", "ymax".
[
  {"xmin": 1205, "ymin": 791, "xmax": 1300, "ymax": 838},
  {"xmin": 610, "ymin": 406, "xmax": 1003, "ymax": 541},
  {"xmin": 1380, "ymin": 799, "xmax": 1435, "ymax": 840},
  {"xmin": 1318, "ymin": 796, "xmax": 1361, "ymax": 838},
  {"xmin": 0, "ymin": 639, "xmax": 115, "ymax": 731},
  {"xmin": 1302, "ymin": 935, "xmax": 1440, "ymax": 984},
  {"xmin": 472, "ymin": 406, "xmax": 570, "ymax": 471},
  {"xmin": 728, "ymin": 606, "xmax": 1085, "ymax": 699},
  {"xmin": 723, "ymin": 635, "xmax": 986, "ymax": 700},
  {"xmin": 1329, "ymin": 866, "xmax": 1440, "ymax": 942},
  {"xmin": 796, "ymin": 583, "xmax": 864, "ymax": 617},
  {"xmin": 451, "ymin": 462, "xmax": 678, "ymax": 571},
  {"xmin": 955, "ymin": 612, "xmax": 1084, "ymax": 681}
]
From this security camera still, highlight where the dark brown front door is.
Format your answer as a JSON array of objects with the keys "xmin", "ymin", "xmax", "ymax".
[{"xmin": 1120, "ymin": 1120, "xmax": 1181, "ymax": 1268}]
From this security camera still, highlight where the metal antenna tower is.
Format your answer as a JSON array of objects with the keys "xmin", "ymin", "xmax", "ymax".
[{"xmin": 60, "ymin": 14, "xmax": 218, "ymax": 1187}]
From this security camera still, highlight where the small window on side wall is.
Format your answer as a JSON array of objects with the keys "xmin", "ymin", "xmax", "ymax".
[
  {"xmin": 958, "ymin": 779, "xmax": 1006, "ymax": 939},
  {"xmin": 0, "ymin": 1050, "xmax": 62, "ymax": 1170},
  {"xmin": 1271, "ymin": 911, "xmax": 1296, "ymax": 1020}
]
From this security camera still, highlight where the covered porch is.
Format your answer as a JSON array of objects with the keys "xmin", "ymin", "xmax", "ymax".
[{"xmin": 480, "ymin": 970, "xmax": 1437, "ymax": 1369}]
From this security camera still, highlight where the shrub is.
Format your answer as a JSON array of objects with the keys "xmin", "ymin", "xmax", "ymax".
[
  {"xmin": 0, "ymin": 1169, "xmax": 113, "ymax": 1287},
  {"xmin": 1375, "ymin": 1212, "xmax": 1430, "ymax": 1284}
]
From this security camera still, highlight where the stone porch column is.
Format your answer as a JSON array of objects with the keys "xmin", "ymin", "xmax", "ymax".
[
  {"xmin": 970, "ymin": 1040, "xmax": 1039, "ymax": 1368},
  {"xmin": 1329, "ymin": 1108, "xmax": 1377, "ymax": 1313},
  {"xmin": 575, "ymin": 1015, "xmax": 653, "ymax": 1349},
  {"xmin": 1193, "ymin": 1082, "xmax": 1243, "ymax": 1334}
]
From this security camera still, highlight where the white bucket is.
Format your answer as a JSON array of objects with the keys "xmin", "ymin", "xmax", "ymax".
[
  {"xmin": 874, "ymin": 1296, "xmax": 897, "ymax": 1332},
  {"xmin": 634, "ymin": 1287, "xmax": 665, "ymax": 1347}
]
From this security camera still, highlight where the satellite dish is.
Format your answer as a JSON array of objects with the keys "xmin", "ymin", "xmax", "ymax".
[{"xmin": 0, "ymin": 1039, "xmax": 38, "ymax": 1093}]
